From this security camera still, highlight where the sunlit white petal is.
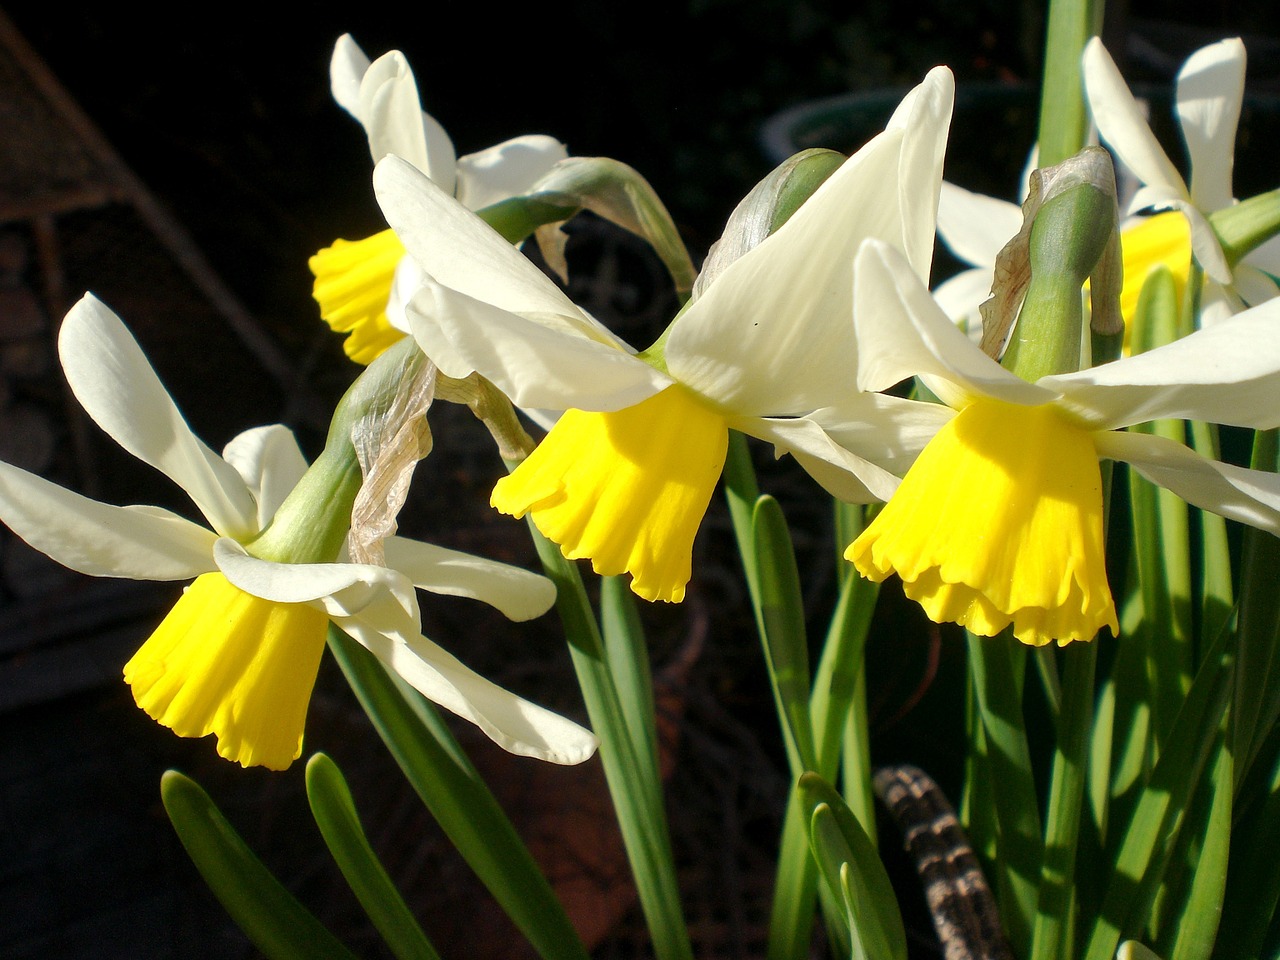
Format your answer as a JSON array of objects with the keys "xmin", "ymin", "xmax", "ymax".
[
  {"xmin": 59, "ymin": 295, "xmax": 258, "ymax": 539},
  {"xmin": 383, "ymin": 537, "xmax": 556, "ymax": 621},
  {"xmin": 1177, "ymin": 38, "xmax": 1245, "ymax": 213},
  {"xmin": 0, "ymin": 461, "xmax": 216, "ymax": 580},
  {"xmin": 329, "ymin": 34, "xmax": 371, "ymax": 119},
  {"xmin": 853, "ymin": 241, "xmax": 1057, "ymax": 408},
  {"xmin": 936, "ymin": 181, "xmax": 1023, "ymax": 269},
  {"xmin": 213, "ymin": 537, "xmax": 409, "ymax": 613},
  {"xmin": 1044, "ymin": 296, "xmax": 1280, "ymax": 429},
  {"xmin": 1096, "ymin": 429, "xmax": 1280, "ymax": 534},
  {"xmin": 222, "ymin": 425, "xmax": 309, "ymax": 528},
  {"xmin": 406, "ymin": 277, "xmax": 671, "ymax": 411},
  {"xmin": 455, "ymin": 135, "xmax": 569, "ymax": 210},
  {"xmin": 338, "ymin": 603, "xmax": 598, "ymax": 764}
]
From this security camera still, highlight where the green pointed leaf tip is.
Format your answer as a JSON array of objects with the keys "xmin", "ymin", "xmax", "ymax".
[
  {"xmin": 799, "ymin": 772, "xmax": 908, "ymax": 960},
  {"xmin": 160, "ymin": 770, "xmax": 360, "ymax": 960},
  {"xmin": 305, "ymin": 754, "xmax": 441, "ymax": 960}
]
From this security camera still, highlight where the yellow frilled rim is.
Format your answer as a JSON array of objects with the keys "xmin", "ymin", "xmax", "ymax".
[
  {"xmin": 124, "ymin": 572, "xmax": 330, "ymax": 770},
  {"xmin": 492, "ymin": 385, "xmax": 729, "ymax": 603},
  {"xmin": 309, "ymin": 228, "xmax": 408, "ymax": 365},
  {"xmin": 847, "ymin": 398, "xmax": 1118, "ymax": 646}
]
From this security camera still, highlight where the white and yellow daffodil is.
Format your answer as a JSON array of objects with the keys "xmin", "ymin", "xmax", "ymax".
[
  {"xmin": 844, "ymin": 239, "xmax": 1280, "ymax": 646},
  {"xmin": 0, "ymin": 295, "xmax": 596, "ymax": 770},
  {"xmin": 1083, "ymin": 35, "xmax": 1280, "ymax": 325},
  {"xmin": 372, "ymin": 68, "xmax": 957, "ymax": 604},
  {"xmin": 311, "ymin": 33, "xmax": 568, "ymax": 363},
  {"xmin": 933, "ymin": 37, "xmax": 1280, "ymax": 338}
]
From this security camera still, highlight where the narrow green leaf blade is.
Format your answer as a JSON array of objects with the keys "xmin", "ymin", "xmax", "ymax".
[
  {"xmin": 305, "ymin": 753, "xmax": 441, "ymax": 960},
  {"xmin": 799, "ymin": 772, "xmax": 908, "ymax": 960},
  {"xmin": 160, "ymin": 769, "xmax": 360, "ymax": 960}
]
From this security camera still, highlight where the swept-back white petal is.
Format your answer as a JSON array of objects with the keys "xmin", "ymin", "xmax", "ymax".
[
  {"xmin": 456, "ymin": 135, "xmax": 569, "ymax": 211},
  {"xmin": 1084, "ymin": 38, "xmax": 1189, "ymax": 202},
  {"xmin": 213, "ymin": 537, "xmax": 411, "ymax": 613},
  {"xmin": 329, "ymin": 34, "xmax": 371, "ymax": 118},
  {"xmin": 853, "ymin": 241, "xmax": 1056, "ymax": 408},
  {"xmin": 222, "ymin": 425, "xmax": 308, "ymax": 528},
  {"xmin": 383, "ymin": 537, "xmax": 556, "ymax": 621},
  {"xmin": 1177, "ymin": 38, "xmax": 1245, "ymax": 213},
  {"xmin": 666, "ymin": 69, "xmax": 953, "ymax": 417},
  {"xmin": 1096, "ymin": 430, "xmax": 1280, "ymax": 534},
  {"xmin": 888, "ymin": 67, "xmax": 955, "ymax": 276},
  {"xmin": 359, "ymin": 51, "xmax": 447, "ymax": 183},
  {"xmin": 1246, "ymin": 234, "xmax": 1280, "ymax": 275},
  {"xmin": 936, "ymin": 181, "xmax": 1023, "ymax": 269},
  {"xmin": 1045, "ymin": 296, "xmax": 1280, "ymax": 429},
  {"xmin": 1165, "ymin": 199, "xmax": 1233, "ymax": 283},
  {"xmin": 0, "ymin": 461, "xmax": 216, "ymax": 579},
  {"xmin": 806, "ymin": 393, "xmax": 956, "ymax": 473},
  {"xmin": 406, "ymin": 277, "xmax": 670, "ymax": 411},
  {"xmin": 375, "ymin": 156, "xmax": 584, "ymax": 320},
  {"xmin": 59, "ymin": 295, "xmax": 258, "ymax": 539},
  {"xmin": 339, "ymin": 603, "xmax": 598, "ymax": 764},
  {"xmin": 1232, "ymin": 263, "xmax": 1280, "ymax": 308},
  {"xmin": 741, "ymin": 409, "xmax": 922, "ymax": 503}
]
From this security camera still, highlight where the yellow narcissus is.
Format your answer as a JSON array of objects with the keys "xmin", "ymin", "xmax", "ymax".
[
  {"xmin": 844, "ymin": 239, "xmax": 1280, "ymax": 646},
  {"xmin": 374, "ymin": 68, "xmax": 959, "ymax": 603},
  {"xmin": 311, "ymin": 33, "xmax": 568, "ymax": 363},
  {"xmin": 0, "ymin": 295, "xmax": 596, "ymax": 769}
]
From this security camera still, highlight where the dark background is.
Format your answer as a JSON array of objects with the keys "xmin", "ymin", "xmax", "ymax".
[{"xmin": 0, "ymin": 2, "xmax": 1278, "ymax": 958}]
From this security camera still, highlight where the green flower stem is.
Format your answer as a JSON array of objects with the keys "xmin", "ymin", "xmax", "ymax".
[
  {"xmin": 517, "ymin": 513, "xmax": 694, "ymax": 960},
  {"xmin": 966, "ymin": 630, "xmax": 1042, "ymax": 956},
  {"xmin": 1030, "ymin": 640, "xmax": 1098, "ymax": 960},
  {"xmin": 1036, "ymin": 0, "xmax": 1102, "ymax": 168}
]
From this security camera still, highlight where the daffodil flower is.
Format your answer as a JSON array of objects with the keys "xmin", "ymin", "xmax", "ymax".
[
  {"xmin": 844, "ymin": 239, "xmax": 1280, "ymax": 646},
  {"xmin": 0, "ymin": 295, "xmax": 597, "ymax": 770},
  {"xmin": 311, "ymin": 33, "xmax": 568, "ymax": 363},
  {"xmin": 1083, "ymin": 35, "xmax": 1280, "ymax": 325},
  {"xmin": 372, "ymin": 68, "xmax": 957, "ymax": 603}
]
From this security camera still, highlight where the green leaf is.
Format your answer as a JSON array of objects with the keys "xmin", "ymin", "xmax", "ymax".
[
  {"xmin": 1081, "ymin": 620, "xmax": 1235, "ymax": 960},
  {"xmin": 753, "ymin": 494, "xmax": 816, "ymax": 771},
  {"xmin": 327, "ymin": 628, "xmax": 590, "ymax": 960},
  {"xmin": 799, "ymin": 772, "xmax": 908, "ymax": 960},
  {"xmin": 160, "ymin": 769, "xmax": 359, "ymax": 960},
  {"xmin": 966, "ymin": 630, "xmax": 1041, "ymax": 955},
  {"xmin": 305, "ymin": 753, "xmax": 440, "ymax": 960}
]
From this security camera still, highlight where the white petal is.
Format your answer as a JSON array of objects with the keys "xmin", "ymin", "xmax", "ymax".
[
  {"xmin": 936, "ymin": 181, "xmax": 1023, "ymax": 269},
  {"xmin": 58, "ymin": 295, "xmax": 259, "ymax": 539},
  {"xmin": 1083, "ymin": 38, "xmax": 1189, "ymax": 203},
  {"xmin": 740, "ymin": 407, "xmax": 925, "ymax": 504},
  {"xmin": 455, "ymin": 135, "xmax": 569, "ymax": 210},
  {"xmin": 383, "ymin": 537, "xmax": 556, "ymax": 621},
  {"xmin": 852, "ymin": 241, "xmax": 1057, "ymax": 408},
  {"xmin": 931, "ymin": 266, "xmax": 993, "ymax": 333},
  {"xmin": 1171, "ymin": 199, "xmax": 1233, "ymax": 284},
  {"xmin": 1245, "ymin": 233, "xmax": 1280, "ymax": 276},
  {"xmin": 1233, "ymin": 264, "xmax": 1280, "ymax": 309},
  {"xmin": 406, "ymin": 276, "xmax": 670, "ymax": 411},
  {"xmin": 1177, "ymin": 38, "xmax": 1245, "ymax": 213},
  {"xmin": 221, "ymin": 425, "xmax": 309, "ymax": 527},
  {"xmin": 338, "ymin": 605, "xmax": 598, "ymax": 764},
  {"xmin": 666, "ymin": 70, "xmax": 954, "ymax": 416},
  {"xmin": 359, "ymin": 50, "xmax": 457, "ymax": 191},
  {"xmin": 213, "ymin": 537, "xmax": 414, "ymax": 615},
  {"xmin": 1096, "ymin": 429, "xmax": 1280, "ymax": 534},
  {"xmin": 805, "ymin": 393, "xmax": 956, "ymax": 474},
  {"xmin": 888, "ymin": 67, "xmax": 956, "ymax": 277},
  {"xmin": 1045, "ymin": 296, "xmax": 1280, "ymax": 430},
  {"xmin": 375, "ymin": 156, "xmax": 584, "ymax": 321},
  {"xmin": 0, "ymin": 460, "xmax": 216, "ymax": 580},
  {"xmin": 329, "ymin": 34, "xmax": 371, "ymax": 119}
]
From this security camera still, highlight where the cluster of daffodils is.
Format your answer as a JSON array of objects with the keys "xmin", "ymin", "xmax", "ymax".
[{"xmin": 4, "ymin": 30, "xmax": 1279, "ymax": 775}]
